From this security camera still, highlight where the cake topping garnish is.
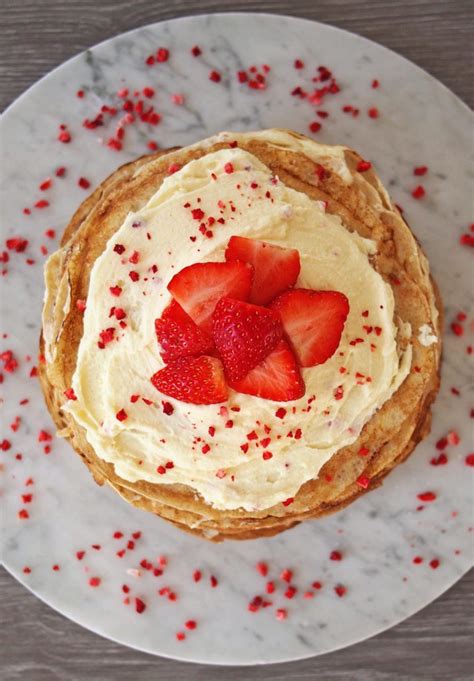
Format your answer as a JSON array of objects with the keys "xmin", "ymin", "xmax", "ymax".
[
  {"xmin": 270, "ymin": 289, "xmax": 349, "ymax": 367},
  {"xmin": 228, "ymin": 340, "xmax": 305, "ymax": 402},
  {"xmin": 225, "ymin": 235, "xmax": 300, "ymax": 305},
  {"xmin": 167, "ymin": 260, "xmax": 253, "ymax": 334},
  {"xmin": 151, "ymin": 355, "xmax": 228, "ymax": 405},
  {"xmin": 155, "ymin": 300, "xmax": 213, "ymax": 362},
  {"xmin": 212, "ymin": 298, "xmax": 283, "ymax": 381},
  {"xmin": 151, "ymin": 236, "xmax": 349, "ymax": 405}
]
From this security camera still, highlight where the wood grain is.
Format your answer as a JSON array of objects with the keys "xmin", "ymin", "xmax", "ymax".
[
  {"xmin": 1, "ymin": 1, "xmax": 472, "ymax": 679},
  {"xmin": 1, "ymin": 568, "xmax": 473, "ymax": 680}
]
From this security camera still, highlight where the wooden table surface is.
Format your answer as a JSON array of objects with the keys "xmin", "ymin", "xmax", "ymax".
[{"xmin": 1, "ymin": 1, "xmax": 472, "ymax": 679}]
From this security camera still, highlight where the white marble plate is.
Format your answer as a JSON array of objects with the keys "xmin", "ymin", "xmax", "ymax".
[{"xmin": 1, "ymin": 13, "xmax": 473, "ymax": 666}]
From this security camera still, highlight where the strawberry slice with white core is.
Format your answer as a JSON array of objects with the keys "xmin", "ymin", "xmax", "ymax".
[
  {"xmin": 151, "ymin": 355, "xmax": 228, "ymax": 405},
  {"xmin": 229, "ymin": 340, "xmax": 305, "ymax": 401},
  {"xmin": 212, "ymin": 297, "xmax": 283, "ymax": 381},
  {"xmin": 225, "ymin": 236, "xmax": 300, "ymax": 305},
  {"xmin": 270, "ymin": 289, "xmax": 349, "ymax": 367},
  {"xmin": 168, "ymin": 261, "xmax": 254, "ymax": 334},
  {"xmin": 155, "ymin": 300, "xmax": 213, "ymax": 362}
]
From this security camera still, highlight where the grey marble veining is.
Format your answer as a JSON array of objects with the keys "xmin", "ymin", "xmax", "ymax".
[{"xmin": 0, "ymin": 13, "xmax": 473, "ymax": 666}]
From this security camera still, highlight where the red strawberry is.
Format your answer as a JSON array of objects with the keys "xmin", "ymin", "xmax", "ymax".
[
  {"xmin": 151, "ymin": 355, "xmax": 227, "ymax": 405},
  {"xmin": 229, "ymin": 340, "xmax": 304, "ymax": 401},
  {"xmin": 270, "ymin": 289, "xmax": 349, "ymax": 367},
  {"xmin": 168, "ymin": 261, "xmax": 253, "ymax": 333},
  {"xmin": 212, "ymin": 298, "xmax": 283, "ymax": 381},
  {"xmin": 225, "ymin": 236, "xmax": 300, "ymax": 305},
  {"xmin": 155, "ymin": 300, "xmax": 213, "ymax": 362}
]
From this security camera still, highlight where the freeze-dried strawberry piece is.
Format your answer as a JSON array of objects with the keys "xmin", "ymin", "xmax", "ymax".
[{"xmin": 6, "ymin": 237, "xmax": 28, "ymax": 252}]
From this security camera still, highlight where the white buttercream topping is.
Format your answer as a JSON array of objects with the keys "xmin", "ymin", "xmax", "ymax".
[{"xmin": 66, "ymin": 134, "xmax": 411, "ymax": 511}]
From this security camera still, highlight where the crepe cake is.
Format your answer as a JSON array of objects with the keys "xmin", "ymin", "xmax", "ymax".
[{"xmin": 39, "ymin": 129, "xmax": 442, "ymax": 541}]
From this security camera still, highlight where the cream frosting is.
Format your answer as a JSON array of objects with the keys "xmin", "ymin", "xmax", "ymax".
[
  {"xmin": 417, "ymin": 324, "xmax": 438, "ymax": 347},
  {"xmin": 66, "ymin": 133, "xmax": 412, "ymax": 511}
]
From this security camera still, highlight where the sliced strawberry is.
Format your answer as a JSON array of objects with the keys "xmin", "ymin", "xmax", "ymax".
[
  {"xmin": 151, "ymin": 355, "xmax": 227, "ymax": 405},
  {"xmin": 229, "ymin": 340, "xmax": 304, "ymax": 401},
  {"xmin": 225, "ymin": 236, "xmax": 300, "ymax": 305},
  {"xmin": 212, "ymin": 298, "xmax": 283, "ymax": 381},
  {"xmin": 270, "ymin": 289, "xmax": 349, "ymax": 367},
  {"xmin": 155, "ymin": 300, "xmax": 213, "ymax": 362},
  {"xmin": 168, "ymin": 261, "xmax": 253, "ymax": 333}
]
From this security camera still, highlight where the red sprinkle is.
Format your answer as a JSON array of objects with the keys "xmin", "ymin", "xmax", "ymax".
[
  {"xmin": 334, "ymin": 584, "xmax": 347, "ymax": 598},
  {"xmin": 39, "ymin": 178, "xmax": 52, "ymax": 191},
  {"xmin": 58, "ymin": 128, "xmax": 71, "ymax": 143},
  {"xmin": 465, "ymin": 454, "xmax": 474, "ymax": 467},
  {"xmin": 89, "ymin": 577, "xmax": 101, "ymax": 587},
  {"xmin": 357, "ymin": 160, "xmax": 372, "ymax": 173},
  {"xmin": 430, "ymin": 453, "xmax": 448, "ymax": 466},
  {"xmin": 156, "ymin": 48, "xmax": 169, "ymax": 62},
  {"xmin": 116, "ymin": 409, "xmax": 128, "ymax": 422},
  {"xmin": 330, "ymin": 550, "xmax": 343, "ymax": 561},
  {"xmin": 356, "ymin": 475, "xmax": 370, "ymax": 489},
  {"xmin": 430, "ymin": 559, "xmax": 440, "ymax": 570},
  {"xmin": 63, "ymin": 387, "xmax": 77, "ymax": 401},
  {"xmin": 209, "ymin": 70, "xmax": 221, "ymax": 83},
  {"xmin": 368, "ymin": 107, "xmax": 379, "ymax": 118},
  {"xmin": 135, "ymin": 597, "xmax": 146, "ymax": 614},
  {"xmin": 191, "ymin": 46, "xmax": 202, "ymax": 57},
  {"xmin": 275, "ymin": 608, "xmax": 287, "ymax": 621},
  {"xmin": 38, "ymin": 429, "xmax": 52, "ymax": 442},
  {"xmin": 414, "ymin": 166, "xmax": 428, "ymax": 176},
  {"xmin": 411, "ymin": 185, "xmax": 425, "ymax": 199},
  {"xmin": 417, "ymin": 491, "xmax": 437, "ymax": 502},
  {"xmin": 78, "ymin": 177, "xmax": 91, "ymax": 190}
]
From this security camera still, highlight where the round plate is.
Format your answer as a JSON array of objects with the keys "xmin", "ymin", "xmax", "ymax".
[{"xmin": 1, "ymin": 12, "xmax": 472, "ymax": 666}]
